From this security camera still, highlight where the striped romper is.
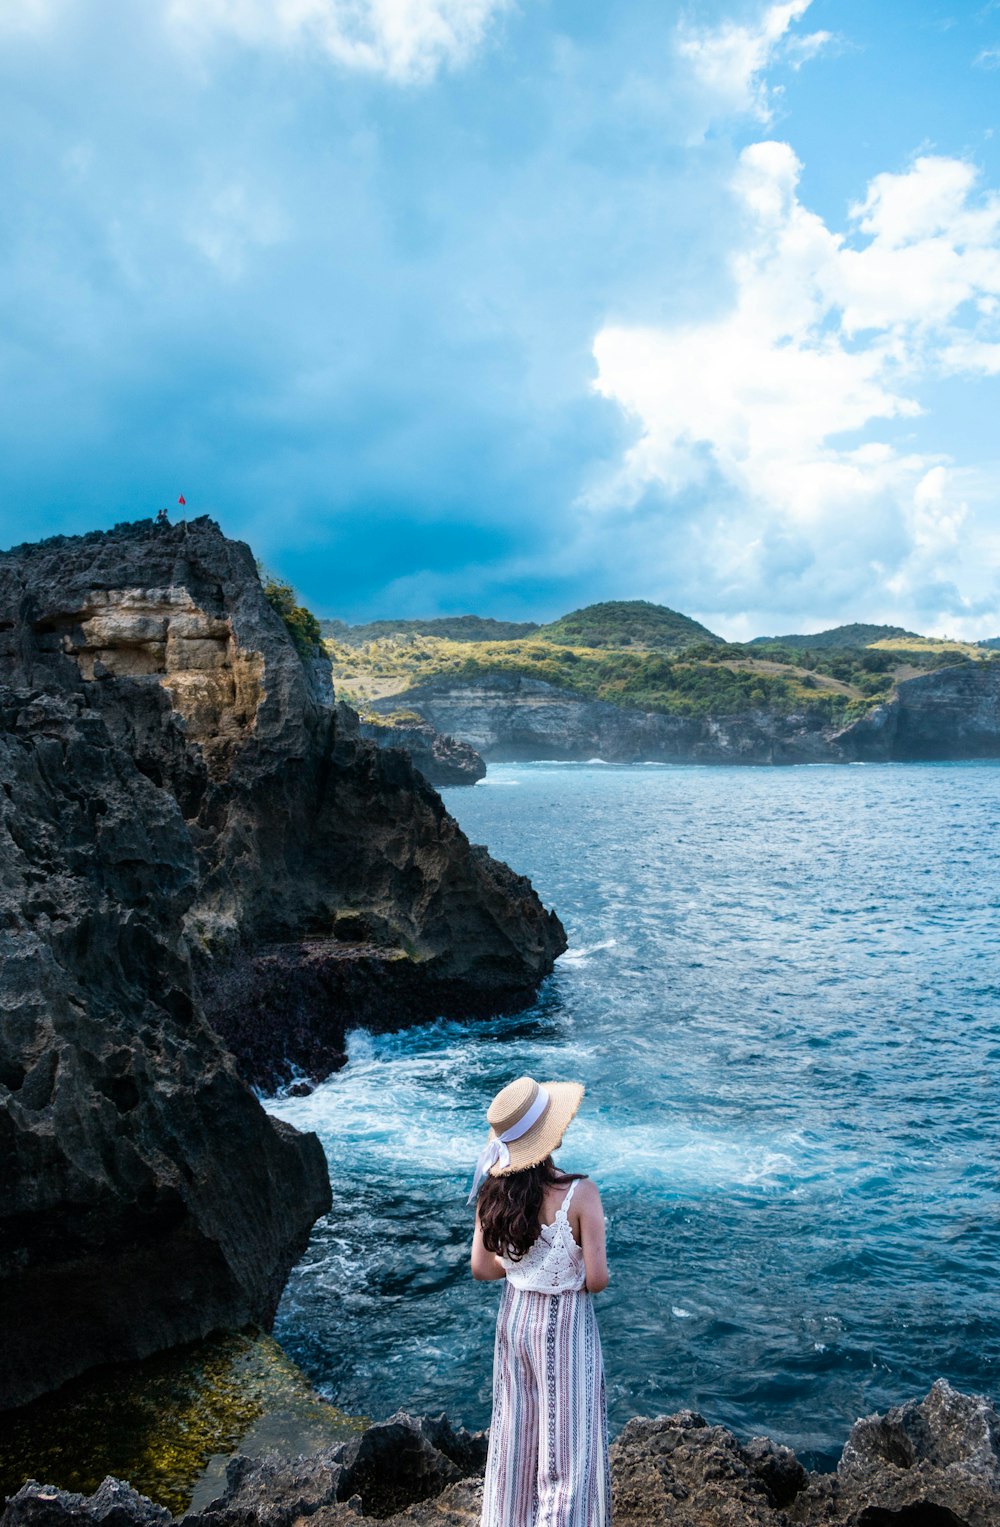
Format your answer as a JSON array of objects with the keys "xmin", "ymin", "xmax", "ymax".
[{"xmin": 481, "ymin": 1179, "xmax": 610, "ymax": 1527}]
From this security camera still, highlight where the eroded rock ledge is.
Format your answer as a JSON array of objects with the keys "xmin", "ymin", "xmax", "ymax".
[
  {"xmin": 357, "ymin": 716, "xmax": 486, "ymax": 788},
  {"xmin": 0, "ymin": 517, "xmax": 565, "ymax": 1408},
  {"xmin": 4, "ymin": 1382, "xmax": 998, "ymax": 1527}
]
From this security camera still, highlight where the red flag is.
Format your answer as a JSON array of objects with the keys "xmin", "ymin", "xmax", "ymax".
[{"xmin": 178, "ymin": 495, "xmax": 186, "ymax": 505}]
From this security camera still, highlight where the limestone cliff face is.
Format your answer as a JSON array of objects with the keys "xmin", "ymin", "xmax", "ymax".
[
  {"xmin": 379, "ymin": 662, "xmax": 1000, "ymax": 766},
  {"xmin": 834, "ymin": 659, "xmax": 1000, "ymax": 760},
  {"xmin": 0, "ymin": 519, "xmax": 563, "ymax": 978},
  {"xmin": 376, "ymin": 672, "xmax": 835, "ymax": 764},
  {"xmin": 0, "ymin": 517, "xmax": 564, "ymax": 1409}
]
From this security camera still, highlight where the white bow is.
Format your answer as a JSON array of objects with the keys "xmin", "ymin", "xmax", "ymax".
[
  {"xmin": 467, "ymin": 1138, "xmax": 511, "ymax": 1204},
  {"xmin": 467, "ymin": 1086, "xmax": 550, "ymax": 1205}
]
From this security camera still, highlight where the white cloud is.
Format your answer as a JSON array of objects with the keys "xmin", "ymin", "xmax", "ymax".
[
  {"xmin": 589, "ymin": 143, "xmax": 1000, "ymax": 632},
  {"xmin": 783, "ymin": 27, "xmax": 832, "ymax": 68},
  {"xmin": 165, "ymin": 0, "xmax": 511, "ymax": 83},
  {"xmin": 676, "ymin": 0, "xmax": 831, "ymax": 125},
  {"xmin": 974, "ymin": 47, "xmax": 1000, "ymax": 70}
]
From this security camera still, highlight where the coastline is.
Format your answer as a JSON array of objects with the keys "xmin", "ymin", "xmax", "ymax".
[
  {"xmin": 3, "ymin": 523, "xmax": 997, "ymax": 1527},
  {"xmin": 3, "ymin": 1375, "xmax": 998, "ymax": 1527}
]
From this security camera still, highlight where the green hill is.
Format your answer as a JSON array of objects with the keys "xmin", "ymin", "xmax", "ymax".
[
  {"xmin": 536, "ymin": 600, "xmax": 721, "ymax": 651},
  {"xmin": 320, "ymin": 615, "xmax": 539, "ymax": 645},
  {"xmin": 749, "ymin": 623, "xmax": 919, "ymax": 650}
]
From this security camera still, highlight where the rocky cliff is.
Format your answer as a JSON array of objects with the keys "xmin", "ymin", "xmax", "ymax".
[
  {"xmin": 0, "ymin": 683, "xmax": 331, "ymax": 1411},
  {"xmin": 357, "ymin": 716, "xmax": 486, "ymax": 786},
  {"xmin": 4, "ymin": 1382, "xmax": 998, "ymax": 1527},
  {"xmin": 835, "ymin": 660, "xmax": 1000, "ymax": 760},
  {"xmin": 375, "ymin": 672, "xmax": 836, "ymax": 764},
  {"xmin": 376, "ymin": 662, "xmax": 1000, "ymax": 766},
  {"xmin": 0, "ymin": 517, "xmax": 565, "ymax": 1408}
]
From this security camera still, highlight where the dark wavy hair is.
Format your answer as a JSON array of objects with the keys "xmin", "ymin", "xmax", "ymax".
[{"xmin": 478, "ymin": 1156, "xmax": 586, "ymax": 1260}]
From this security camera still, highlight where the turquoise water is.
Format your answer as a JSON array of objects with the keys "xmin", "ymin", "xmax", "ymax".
[{"xmin": 270, "ymin": 762, "xmax": 1000, "ymax": 1466}]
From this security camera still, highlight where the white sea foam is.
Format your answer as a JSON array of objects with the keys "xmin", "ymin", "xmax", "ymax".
[
  {"xmin": 560, "ymin": 939, "xmax": 618, "ymax": 966},
  {"xmin": 272, "ymin": 1046, "xmax": 821, "ymax": 1198}
]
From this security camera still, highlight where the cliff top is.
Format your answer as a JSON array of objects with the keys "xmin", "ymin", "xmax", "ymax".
[{"xmin": 0, "ymin": 514, "xmax": 215, "ymax": 561}]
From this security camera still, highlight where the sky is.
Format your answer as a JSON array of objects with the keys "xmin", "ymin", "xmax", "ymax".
[{"xmin": 2, "ymin": 0, "xmax": 1000, "ymax": 638}]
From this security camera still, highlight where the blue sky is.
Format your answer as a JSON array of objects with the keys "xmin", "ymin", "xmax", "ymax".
[{"xmin": 2, "ymin": 0, "xmax": 1000, "ymax": 637}]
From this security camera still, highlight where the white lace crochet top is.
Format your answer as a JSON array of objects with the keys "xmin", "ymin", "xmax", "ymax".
[{"xmin": 499, "ymin": 1179, "xmax": 586, "ymax": 1293}]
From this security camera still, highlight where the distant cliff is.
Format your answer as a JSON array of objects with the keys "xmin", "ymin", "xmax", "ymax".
[
  {"xmin": 835, "ymin": 659, "xmax": 1000, "ymax": 760},
  {"xmin": 372, "ymin": 672, "xmax": 836, "ymax": 764},
  {"xmin": 0, "ymin": 517, "xmax": 565, "ymax": 1409},
  {"xmin": 373, "ymin": 661, "xmax": 1000, "ymax": 765}
]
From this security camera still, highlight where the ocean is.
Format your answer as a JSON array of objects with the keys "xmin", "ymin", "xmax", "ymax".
[{"xmin": 269, "ymin": 761, "xmax": 1000, "ymax": 1467}]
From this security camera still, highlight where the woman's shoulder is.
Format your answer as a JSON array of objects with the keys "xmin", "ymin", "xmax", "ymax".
[{"xmin": 559, "ymin": 1172, "xmax": 602, "ymax": 1203}]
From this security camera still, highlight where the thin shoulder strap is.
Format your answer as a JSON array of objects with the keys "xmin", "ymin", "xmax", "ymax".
[{"xmin": 560, "ymin": 1177, "xmax": 583, "ymax": 1216}]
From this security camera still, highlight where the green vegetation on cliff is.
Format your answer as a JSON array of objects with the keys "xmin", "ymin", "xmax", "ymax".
[
  {"xmin": 261, "ymin": 572, "xmax": 323, "ymax": 658},
  {"xmin": 327, "ymin": 633, "xmax": 857, "ymax": 720}
]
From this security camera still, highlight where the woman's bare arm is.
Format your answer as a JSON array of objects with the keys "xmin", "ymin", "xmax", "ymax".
[
  {"xmin": 470, "ymin": 1207, "xmax": 508, "ymax": 1281},
  {"xmin": 576, "ymin": 1179, "xmax": 609, "ymax": 1293}
]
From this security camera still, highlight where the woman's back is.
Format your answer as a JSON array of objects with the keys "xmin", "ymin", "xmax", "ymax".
[{"xmin": 499, "ymin": 1177, "xmax": 586, "ymax": 1292}]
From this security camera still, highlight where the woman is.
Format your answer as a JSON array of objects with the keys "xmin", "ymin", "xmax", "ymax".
[{"xmin": 469, "ymin": 1075, "xmax": 610, "ymax": 1527}]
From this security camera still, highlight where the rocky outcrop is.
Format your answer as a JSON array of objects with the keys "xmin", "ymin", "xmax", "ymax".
[
  {"xmin": 0, "ymin": 684, "xmax": 331, "ymax": 1411},
  {"xmin": 5, "ymin": 1384, "xmax": 998, "ymax": 1527},
  {"xmin": 187, "ymin": 1412, "xmax": 488, "ymax": 1525},
  {"xmin": 834, "ymin": 1380, "xmax": 1000, "ymax": 1524},
  {"xmin": 2, "ymin": 1480, "xmax": 172, "ymax": 1527},
  {"xmin": 203, "ymin": 890, "xmax": 555, "ymax": 1094},
  {"xmin": 0, "ymin": 1414, "xmax": 488, "ymax": 1527},
  {"xmin": 357, "ymin": 716, "xmax": 485, "ymax": 787},
  {"xmin": 0, "ymin": 518, "xmax": 565, "ymax": 1409},
  {"xmin": 834, "ymin": 661, "xmax": 1000, "ymax": 761},
  {"xmin": 376, "ymin": 672, "xmax": 836, "ymax": 764},
  {"xmin": 608, "ymin": 1382, "xmax": 1000, "ymax": 1525}
]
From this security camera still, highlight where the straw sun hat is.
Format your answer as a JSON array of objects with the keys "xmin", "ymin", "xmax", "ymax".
[{"xmin": 468, "ymin": 1075, "xmax": 584, "ymax": 1202}]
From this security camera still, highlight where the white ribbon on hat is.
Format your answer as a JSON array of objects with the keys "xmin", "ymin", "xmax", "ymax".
[{"xmin": 467, "ymin": 1085, "xmax": 551, "ymax": 1205}]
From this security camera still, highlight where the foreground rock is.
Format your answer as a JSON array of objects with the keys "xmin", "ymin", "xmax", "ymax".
[
  {"xmin": 0, "ymin": 517, "xmax": 565, "ymax": 1407},
  {"xmin": 4, "ymin": 1383, "xmax": 997, "ymax": 1527},
  {"xmin": 610, "ymin": 1381, "xmax": 1000, "ymax": 1525},
  {"xmin": 357, "ymin": 715, "xmax": 486, "ymax": 787}
]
